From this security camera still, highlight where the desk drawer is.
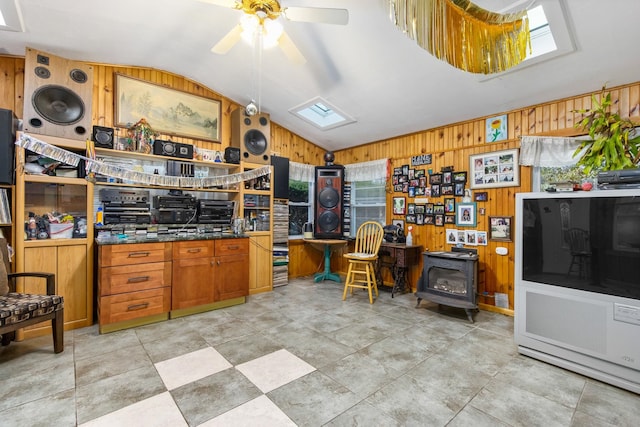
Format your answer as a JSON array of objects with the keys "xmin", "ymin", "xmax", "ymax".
[
  {"xmin": 100, "ymin": 261, "xmax": 172, "ymax": 296},
  {"xmin": 100, "ymin": 242, "xmax": 172, "ymax": 266},
  {"xmin": 173, "ymin": 240, "xmax": 214, "ymax": 259},
  {"xmin": 99, "ymin": 287, "xmax": 170, "ymax": 325},
  {"xmin": 215, "ymin": 238, "xmax": 249, "ymax": 256}
]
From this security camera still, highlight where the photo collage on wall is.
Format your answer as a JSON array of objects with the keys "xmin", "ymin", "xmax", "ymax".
[{"xmin": 392, "ymin": 165, "xmax": 468, "ymax": 227}]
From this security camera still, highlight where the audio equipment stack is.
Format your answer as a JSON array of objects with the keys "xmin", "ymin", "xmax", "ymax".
[
  {"xmin": 314, "ymin": 165, "xmax": 345, "ymax": 238},
  {"xmin": 153, "ymin": 194, "xmax": 198, "ymax": 224},
  {"xmin": 99, "ymin": 189, "xmax": 151, "ymax": 225}
]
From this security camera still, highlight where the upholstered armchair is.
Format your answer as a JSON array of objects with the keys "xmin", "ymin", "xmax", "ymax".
[{"xmin": 0, "ymin": 237, "xmax": 64, "ymax": 353}]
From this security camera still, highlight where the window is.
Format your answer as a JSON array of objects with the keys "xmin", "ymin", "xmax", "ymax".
[
  {"xmin": 349, "ymin": 179, "xmax": 386, "ymax": 237},
  {"xmin": 535, "ymin": 164, "xmax": 597, "ymax": 192},
  {"xmin": 288, "ymin": 179, "xmax": 313, "ymax": 237}
]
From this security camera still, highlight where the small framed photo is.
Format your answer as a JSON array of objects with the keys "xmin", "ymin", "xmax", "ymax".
[
  {"xmin": 408, "ymin": 187, "xmax": 416, "ymax": 197},
  {"xmin": 477, "ymin": 231, "xmax": 488, "ymax": 245},
  {"xmin": 433, "ymin": 203, "xmax": 445, "ymax": 215},
  {"xmin": 434, "ymin": 214, "xmax": 444, "ymax": 227},
  {"xmin": 456, "ymin": 202, "xmax": 477, "ymax": 227},
  {"xmin": 393, "ymin": 197, "xmax": 406, "ymax": 215},
  {"xmin": 474, "ymin": 191, "xmax": 488, "ymax": 202},
  {"xmin": 453, "ymin": 171, "xmax": 467, "ymax": 182},
  {"xmin": 469, "ymin": 148, "xmax": 519, "ymax": 189},
  {"xmin": 444, "ymin": 214, "xmax": 456, "ymax": 224},
  {"xmin": 393, "ymin": 167, "xmax": 403, "ymax": 175},
  {"xmin": 431, "ymin": 184, "xmax": 441, "ymax": 197},
  {"xmin": 444, "ymin": 197, "xmax": 455, "ymax": 213},
  {"xmin": 406, "ymin": 214, "xmax": 416, "ymax": 224},
  {"xmin": 430, "ymin": 173, "xmax": 442, "ymax": 184},
  {"xmin": 446, "ymin": 229, "xmax": 458, "ymax": 244},
  {"xmin": 457, "ymin": 230, "xmax": 466, "ymax": 244},
  {"xmin": 454, "ymin": 182, "xmax": 465, "ymax": 197},
  {"xmin": 402, "ymin": 164, "xmax": 409, "ymax": 175},
  {"xmin": 465, "ymin": 230, "xmax": 478, "ymax": 245},
  {"xmin": 489, "ymin": 216, "xmax": 513, "ymax": 241},
  {"xmin": 425, "ymin": 215, "xmax": 435, "ymax": 225},
  {"xmin": 415, "ymin": 169, "xmax": 425, "ymax": 178},
  {"xmin": 415, "ymin": 204, "xmax": 426, "ymax": 214},
  {"xmin": 443, "ymin": 171, "xmax": 452, "ymax": 184},
  {"xmin": 441, "ymin": 184, "xmax": 454, "ymax": 195},
  {"xmin": 392, "ymin": 219, "xmax": 405, "ymax": 230},
  {"xmin": 425, "ymin": 203, "xmax": 434, "ymax": 214},
  {"xmin": 407, "ymin": 203, "xmax": 416, "ymax": 215},
  {"xmin": 416, "ymin": 213, "xmax": 425, "ymax": 225},
  {"xmin": 486, "ymin": 114, "xmax": 508, "ymax": 142}
]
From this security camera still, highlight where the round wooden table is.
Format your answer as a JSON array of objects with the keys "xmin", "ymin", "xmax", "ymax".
[{"xmin": 304, "ymin": 238, "xmax": 348, "ymax": 282}]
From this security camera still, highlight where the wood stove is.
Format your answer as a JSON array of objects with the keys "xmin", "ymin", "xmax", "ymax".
[{"xmin": 416, "ymin": 250, "xmax": 478, "ymax": 322}]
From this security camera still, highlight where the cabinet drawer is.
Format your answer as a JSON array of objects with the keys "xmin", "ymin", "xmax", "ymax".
[
  {"xmin": 99, "ymin": 242, "xmax": 172, "ymax": 266},
  {"xmin": 215, "ymin": 238, "xmax": 249, "ymax": 256},
  {"xmin": 99, "ymin": 287, "xmax": 170, "ymax": 325},
  {"xmin": 99, "ymin": 261, "xmax": 172, "ymax": 296},
  {"xmin": 173, "ymin": 240, "xmax": 214, "ymax": 259}
]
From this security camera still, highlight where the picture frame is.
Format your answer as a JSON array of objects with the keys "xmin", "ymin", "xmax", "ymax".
[
  {"xmin": 433, "ymin": 203, "xmax": 445, "ymax": 215},
  {"xmin": 465, "ymin": 230, "xmax": 478, "ymax": 245},
  {"xmin": 393, "ymin": 167, "xmax": 403, "ymax": 175},
  {"xmin": 406, "ymin": 214, "xmax": 416, "ymax": 224},
  {"xmin": 444, "ymin": 214, "xmax": 456, "ymax": 224},
  {"xmin": 430, "ymin": 173, "xmax": 442, "ymax": 184},
  {"xmin": 453, "ymin": 171, "xmax": 467, "ymax": 182},
  {"xmin": 414, "ymin": 204, "xmax": 425, "ymax": 214},
  {"xmin": 425, "ymin": 203, "xmax": 434, "ymax": 214},
  {"xmin": 446, "ymin": 229, "xmax": 458, "ymax": 244},
  {"xmin": 416, "ymin": 213, "xmax": 425, "ymax": 225},
  {"xmin": 441, "ymin": 184, "xmax": 454, "ymax": 196},
  {"xmin": 474, "ymin": 191, "xmax": 488, "ymax": 202},
  {"xmin": 434, "ymin": 214, "xmax": 444, "ymax": 227},
  {"xmin": 486, "ymin": 114, "xmax": 508, "ymax": 142},
  {"xmin": 477, "ymin": 231, "xmax": 488, "ymax": 245},
  {"xmin": 425, "ymin": 215, "xmax": 434, "ymax": 225},
  {"xmin": 115, "ymin": 73, "xmax": 221, "ymax": 142},
  {"xmin": 443, "ymin": 171, "xmax": 452, "ymax": 184},
  {"xmin": 444, "ymin": 197, "xmax": 455, "ymax": 213},
  {"xmin": 393, "ymin": 197, "xmax": 406, "ymax": 215},
  {"xmin": 454, "ymin": 182, "xmax": 465, "ymax": 197},
  {"xmin": 456, "ymin": 202, "xmax": 477, "ymax": 227},
  {"xmin": 489, "ymin": 216, "xmax": 513, "ymax": 241},
  {"xmin": 469, "ymin": 148, "xmax": 519, "ymax": 189},
  {"xmin": 407, "ymin": 203, "xmax": 416, "ymax": 215},
  {"xmin": 431, "ymin": 184, "xmax": 441, "ymax": 197}
]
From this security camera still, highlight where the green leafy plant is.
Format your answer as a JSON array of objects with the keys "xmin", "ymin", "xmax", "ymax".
[{"xmin": 573, "ymin": 87, "xmax": 640, "ymax": 173}]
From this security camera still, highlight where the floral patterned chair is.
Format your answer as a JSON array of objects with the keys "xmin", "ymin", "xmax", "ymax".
[{"xmin": 0, "ymin": 237, "xmax": 64, "ymax": 353}]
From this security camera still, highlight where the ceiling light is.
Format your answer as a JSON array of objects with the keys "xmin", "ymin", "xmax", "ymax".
[{"xmin": 240, "ymin": 15, "xmax": 283, "ymax": 49}]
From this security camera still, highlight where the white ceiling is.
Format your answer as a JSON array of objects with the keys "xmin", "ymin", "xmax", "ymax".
[{"xmin": 2, "ymin": 0, "xmax": 640, "ymax": 152}]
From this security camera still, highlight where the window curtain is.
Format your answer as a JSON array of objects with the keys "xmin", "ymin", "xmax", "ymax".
[
  {"xmin": 345, "ymin": 159, "xmax": 389, "ymax": 182},
  {"xmin": 289, "ymin": 161, "xmax": 315, "ymax": 182},
  {"xmin": 519, "ymin": 136, "xmax": 587, "ymax": 167}
]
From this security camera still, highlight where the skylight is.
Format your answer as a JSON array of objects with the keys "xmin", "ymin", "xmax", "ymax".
[
  {"xmin": 0, "ymin": 0, "xmax": 25, "ymax": 32},
  {"xmin": 525, "ymin": 5, "xmax": 557, "ymax": 60},
  {"xmin": 290, "ymin": 97, "xmax": 356, "ymax": 131}
]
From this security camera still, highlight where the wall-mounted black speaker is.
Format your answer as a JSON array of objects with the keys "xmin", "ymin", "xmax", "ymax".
[
  {"xmin": 230, "ymin": 108, "xmax": 270, "ymax": 164},
  {"xmin": 23, "ymin": 47, "xmax": 93, "ymax": 140},
  {"xmin": 92, "ymin": 125, "xmax": 114, "ymax": 148},
  {"xmin": 271, "ymin": 155, "xmax": 290, "ymax": 200},
  {"xmin": 0, "ymin": 108, "xmax": 17, "ymax": 185},
  {"xmin": 314, "ymin": 165, "xmax": 344, "ymax": 239}
]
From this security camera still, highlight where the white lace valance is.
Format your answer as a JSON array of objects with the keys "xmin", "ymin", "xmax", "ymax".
[
  {"xmin": 289, "ymin": 161, "xmax": 315, "ymax": 182},
  {"xmin": 519, "ymin": 136, "xmax": 587, "ymax": 167},
  {"xmin": 345, "ymin": 159, "xmax": 389, "ymax": 182}
]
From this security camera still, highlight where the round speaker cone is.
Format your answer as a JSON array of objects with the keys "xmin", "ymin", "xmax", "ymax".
[
  {"xmin": 259, "ymin": 116, "xmax": 268, "ymax": 126},
  {"xmin": 32, "ymin": 85, "xmax": 85, "ymax": 125},
  {"xmin": 244, "ymin": 129, "xmax": 267, "ymax": 155},
  {"xmin": 244, "ymin": 117, "xmax": 252, "ymax": 126},
  {"xmin": 95, "ymin": 131, "xmax": 111, "ymax": 144},
  {"xmin": 319, "ymin": 186, "xmax": 339, "ymax": 209},
  {"xmin": 34, "ymin": 66, "xmax": 51, "ymax": 79},
  {"xmin": 69, "ymin": 69, "xmax": 88, "ymax": 83},
  {"xmin": 318, "ymin": 210, "xmax": 339, "ymax": 232}
]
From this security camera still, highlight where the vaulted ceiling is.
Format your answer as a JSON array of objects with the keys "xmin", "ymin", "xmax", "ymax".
[{"xmin": 2, "ymin": 0, "xmax": 640, "ymax": 151}]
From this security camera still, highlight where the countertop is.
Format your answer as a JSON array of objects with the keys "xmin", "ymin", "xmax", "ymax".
[{"xmin": 95, "ymin": 232, "xmax": 249, "ymax": 245}]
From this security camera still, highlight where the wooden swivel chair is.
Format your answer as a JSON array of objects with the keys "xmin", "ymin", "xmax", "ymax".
[{"xmin": 342, "ymin": 221, "xmax": 384, "ymax": 304}]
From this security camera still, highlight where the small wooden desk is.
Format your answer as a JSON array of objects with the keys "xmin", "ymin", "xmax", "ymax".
[
  {"xmin": 377, "ymin": 243, "xmax": 422, "ymax": 297},
  {"xmin": 304, "ymin": 239, "xmax": 348, "ymax": 283}
]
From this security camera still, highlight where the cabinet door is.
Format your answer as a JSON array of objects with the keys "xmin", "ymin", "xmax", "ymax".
[
  {"xmin": 171, "ymin": 256, "xmax": 214, "ymax": 309},
  {"xmin": 214, "ymin": 253, "xmax": 249, "ymax": 300},
  {"xmin": 249, "ymin": 234, "xmax": 272, "ymax": 294}
]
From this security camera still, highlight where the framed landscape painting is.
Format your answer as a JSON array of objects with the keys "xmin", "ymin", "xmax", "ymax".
[{"xmin": 115, "ymin": 73, "xmax": 221, "ymax": 142}]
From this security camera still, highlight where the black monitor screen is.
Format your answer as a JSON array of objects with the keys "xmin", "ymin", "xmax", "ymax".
[{"xmin": 521, "ymin": 195, "xmax": 640, "ymax": 300}]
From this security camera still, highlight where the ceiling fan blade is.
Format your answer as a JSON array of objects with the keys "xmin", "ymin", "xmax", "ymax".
[
  {"xmin": 211, "ymin": 24, "xmax": 243, "ymax": 54},
  {"xmin": 279, "ymin": 31, "xmax": 307, "ymax": 65},
  {"xmin": 282, "ymin": 7, "xmax": 349, "ymax": 25},
  {"xmin": 196, "ymin": 0, "xmax": 239, "ymax": 8}
]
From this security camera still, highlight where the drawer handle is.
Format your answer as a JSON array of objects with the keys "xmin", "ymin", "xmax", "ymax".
[
  {"xmin": 187, "ymin": 248, "xmax": 202, "ymax": 253},
  {"xmin": 226, "ymin": 245, "xmax": 240, "ymax": 250},
  {"xmin": 127, "ymin": 302, "xmax": 149, "ymax": 311},
  {"xmin": 128, "ymin": 251, "xmax": 151, "ymax": 258},
  {"xmin": 127, "ymin": 276, "xmax": 150, "ymax": 283}
]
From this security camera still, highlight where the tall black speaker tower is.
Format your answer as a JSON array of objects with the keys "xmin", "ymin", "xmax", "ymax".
[
  {"xmin": 314, "ymin": 165, "xmax": 344, "ymax": 239},
  {"xmin": 0, "ymin": 109, "xmax": 17, "ymax": 185}
]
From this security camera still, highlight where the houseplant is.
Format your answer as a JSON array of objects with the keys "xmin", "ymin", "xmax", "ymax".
[{"xmin": 573, "ymin": 87, "xmax": 640, "ymax": 173}]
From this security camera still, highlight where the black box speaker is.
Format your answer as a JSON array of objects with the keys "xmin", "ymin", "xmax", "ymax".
[
  {"xmin": 0, "ymin": 108, "xmax": 17, "ymax": 185},
  {"xmin": 92, "ymin": 125, "xmax": 114, "ymax": 148},
  {"xmin": 153, "ymin": 140, "xmax": 194, "ymax": 159},
  {"xmin": 271, "ymin": 155, "xmax": 289, "ymax": 199},
  {"xmin": 224, "ymin": 147, "xmax": 240, "ymax": 164},
  {"xmin": 314, "ymin": 165, "xmax": 345, "ymax": 238}
]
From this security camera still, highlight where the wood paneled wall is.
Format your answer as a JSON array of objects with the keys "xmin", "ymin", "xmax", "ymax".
[
  {"xmin": 333, "ymin": 82, "xmax": 640, "ymax": 314},
  {"xmin": 4, "ymin": 54, "xmax": 640, "ymax": 314}
]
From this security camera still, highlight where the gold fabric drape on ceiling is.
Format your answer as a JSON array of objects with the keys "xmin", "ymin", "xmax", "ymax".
[{"xmin": 388, "ymin": 0, "xmax": 530, "ymax": 74}]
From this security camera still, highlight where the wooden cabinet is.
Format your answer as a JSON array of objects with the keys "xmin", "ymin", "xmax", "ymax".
[
  {"xmin": 172, "ymin": 240, "xmax": 215, "ymax": 310},
  {"xmin": 98, "ymin": 242, "xmax": 172, "ymax": 333},
  {"xmin": 248, "ymin": 234, "xmax": 273, "ymax": 294},
  {"xmin": 214, "ymin": 238, "xmax": 249, "ymax": 300},
  {"xmin": 14, "ymin": 133, "xmax": 94, "ymax": 338}
]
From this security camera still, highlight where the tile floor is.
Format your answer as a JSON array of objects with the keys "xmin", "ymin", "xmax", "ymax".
[{"xmin": 1, "ymin": 277, "xmax": 639, "ymax": 426}]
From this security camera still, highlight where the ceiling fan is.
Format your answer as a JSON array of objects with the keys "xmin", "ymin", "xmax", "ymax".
[{"xmin": 198, "ymin": 0, "xmax": 349, "ymax": 64}]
